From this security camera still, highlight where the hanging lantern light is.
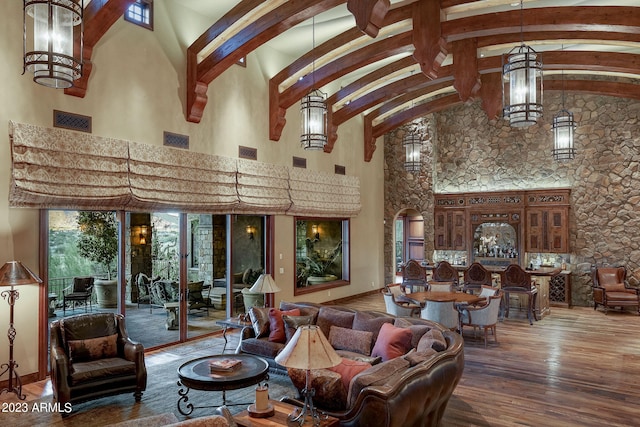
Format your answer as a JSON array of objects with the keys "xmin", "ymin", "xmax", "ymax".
[
  {"xmin": 300, "ymin": 88, "xmax": 328, "ymax": 150},
  {"xmin": 403, "ymin": 128, "xmax": 422, "ymax": 172},
  {"xmin": 552, "ymin": 109, "xmax": 576, "ymax": 161},
  {"xmin": 300, "ymin": 16, "xmax": 327, "ymax": 150},
  {"xmin": 23, "ymin": 0, "xmax": 83, "ymax": 89},
  {"xmin": 502, "ymin": 1, "xmax": 543, "ymax": 127}
]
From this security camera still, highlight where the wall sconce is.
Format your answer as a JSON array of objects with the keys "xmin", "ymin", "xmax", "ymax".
[
  {"xmin": 312, "ymin": 225, "xmax": 320, "ymax": 240},
  {"xmin": 132, "ymin": 225, "xmax": 149, "ymax": 245},
  {"xmin": 246, "ymin": 225, "xmax": 255, "ymax": 240}
]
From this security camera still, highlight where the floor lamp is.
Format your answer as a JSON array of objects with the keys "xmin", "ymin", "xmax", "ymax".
[{"xmin": 0, "ymin": 261, "xmax": 42, "ymax": 400}]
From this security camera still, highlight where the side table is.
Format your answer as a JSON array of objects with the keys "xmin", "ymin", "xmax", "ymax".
[
  {"xmin": 234, "ymin": 400, "xmax": 339, "ymax": 427},
  {"xmin": 215, "ymin": 317, "xmax": 252, "ymax": 353},
  {"xmin": 164, "ymin": 302, "xmax": 180, "ymax": 330}
]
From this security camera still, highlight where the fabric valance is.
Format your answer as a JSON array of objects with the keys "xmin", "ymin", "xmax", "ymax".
[{"xmin": 9, "ymin": 121, "xmax": 361, "ymax": 217}]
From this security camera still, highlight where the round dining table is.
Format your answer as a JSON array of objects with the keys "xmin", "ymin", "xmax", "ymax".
[{"xmin": 406, "ymin": 291, "xmax": 483, "ymax": 305}]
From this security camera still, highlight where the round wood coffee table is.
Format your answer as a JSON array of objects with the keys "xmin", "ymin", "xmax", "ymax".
[{"xmin": 177, "ymin": 354, "xmax": 269, "ymax": 415}]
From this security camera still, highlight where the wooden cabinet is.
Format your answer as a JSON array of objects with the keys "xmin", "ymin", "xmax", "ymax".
[
  {"xmin": 525, "ymin": 194, "xmax": 569, "ymax": 253},
  {"xmin": 434, "ymin": 210, "xmax": 466, "ymax": 250}
]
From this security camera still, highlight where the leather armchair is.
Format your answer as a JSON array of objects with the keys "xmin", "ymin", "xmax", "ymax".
[
  {"xmin": 591, "ymin": 265, "xmax": 640, "ymax": 314},
  {"xmin": 50, "ymin": 313, "xmax": 147, "ymax": 414}
]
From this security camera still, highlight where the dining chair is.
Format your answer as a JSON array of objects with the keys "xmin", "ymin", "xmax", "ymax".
[
  {"xmin": 500, "ymin": 264, "xmax": 538, "ymax": 325},
  {"xmin": 401, "ymin": 259, "xmax": 428, "ymax": 293},
  {"xmin": 382, "ymin": 290, "xmax": 421, "ymax": 317},
  {"xmin": 428, "ymin": 282, "xmax": 454, "ymax": 292},
  {"xmin": 431, "ymin": 261, "xmax": 460, "ymax": 289},
  {"xmin": 459, "ymin": 292, "xmax": 503, "ymax": 347},
  {"xmin": 461, "ymin": 262, "xmax": 493, "ymax": 294},
  {"xmin": 420, "ymin": 298, "xmax": 459, "ymax": 331}
]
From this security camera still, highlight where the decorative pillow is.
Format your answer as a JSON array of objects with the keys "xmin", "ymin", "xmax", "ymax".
[
  {"xmin": 329, "ymin": 326, "xmax": 373, "ymax": 356},
  {"xmin": 316, "ymin": 307, "xmax": 355, "ymax": 338},
  {"xmin": 68, "ymin": 333, "xmax": 118, "ymax": 363},
  {"xmin": 394, "ymin": 318, "xmax": 432, "ymax": 348},
  {"xmin": 328, "ymin": 358, "xmax": 372, "ymax": 392},
  {"xmin": 417, "ymin": 328, "xmax": 447, "ymax": 352},
  {"xmin": 249, "ymin": 307, "xmax": 271, "ymax": 338},
  {"xmin": 287, "ymin": 367, "xmax": 347, "ymax": 411},
  {"xmin": 403, "ymin": 347, "xmax": 437, "ymax": 367},
  {"xmin": 279, "ymin": 302, "xmax": 320, "ymax": 324},
  {"xmin": 371, "ymin": 322, "xmax": 413, "ymax": 362},
  {"xmin": 283, "ymin": 314, "xmax": 315, "ymax": 342},
  {"xmin": 352, "ymin": 311, "xmax": 394, "ymax": 346},
  {"xmin": 268, "ymin": 308, "xmax": 301, "ymax": 343}
]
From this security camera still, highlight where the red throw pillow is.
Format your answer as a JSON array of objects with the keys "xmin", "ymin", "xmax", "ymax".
[
  {"xmin": 371, "ymin": 322, "xmax": 413, "ymax": 362},
  {"xmin": 268, "ymin": 308, "xmax": 301, "ymax": 343},
  {"xmin": 328, "ymin": 357, "xmax": 372, "ymax": 392}
]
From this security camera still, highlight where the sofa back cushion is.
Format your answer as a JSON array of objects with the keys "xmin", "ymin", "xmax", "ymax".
[
  {"xmin": 597, "ymin": 268, "xmax": 627, "ymax": 292},
  {"xmin": 283, "ymin": 314, "xmax": 315, "ymax": 342},
  {"xmin": 394, "ymin": 318, "xmax": 432, "ymax": 348},
  {"xmin": 279, "ymin": 301, "xmax": 320, "ymax": 324},
  {"xmin": 249, "ymin": 307, "xmax": 270, "ymax": 338},
  {"xmin": 316, "ymin": 306, "xmax": 355, "ymax": 338},
  {"xmin": 352, "ymin": 311, "xmax": 394, "ymax": 346},
  {"xmin": 329, "ymin": 326, "xmax": 373, "ymax": 356}
]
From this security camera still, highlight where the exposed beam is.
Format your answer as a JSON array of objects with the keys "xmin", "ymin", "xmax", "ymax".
[
  {"xmin": 413, "ymin": 0, "xmax": 447, "ymax": 79},
  {"xmin": 452, "ymin": 38, "xmax": 480, "ymax": 101},
  {"xmin": 64, "ymin": 0, "xmax": 134, "ymax": 98},
  {"xmin": 347, "ymin": 0, "xmax": 390, "ymax": 37}
]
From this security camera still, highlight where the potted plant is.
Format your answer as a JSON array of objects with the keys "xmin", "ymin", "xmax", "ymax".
[{"xmin": 77, "ymin": 212, "xmax": 118, "ymax": 308}]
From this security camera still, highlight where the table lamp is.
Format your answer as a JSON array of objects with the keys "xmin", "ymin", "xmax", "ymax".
[
  {"xmin": 0, "ymin": 261, "xmax": 42, "ymax": 400},
  {"xmin": 274, "ymin": 324, "xmax": 342, "ymax": 426},
  {"xmin": 249, "ymin": 273, "xmax": 281, "ymax": 308}
]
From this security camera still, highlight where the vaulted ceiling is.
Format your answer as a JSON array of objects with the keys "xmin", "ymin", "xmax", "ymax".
[{"xmin": 69, "ymin": 0, "xmax": 640, "ymax": 161}]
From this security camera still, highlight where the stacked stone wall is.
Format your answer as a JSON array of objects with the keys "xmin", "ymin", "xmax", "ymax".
[{"xmin": 384, "ymin": 92, "xmax": 640, "ymax": 306}]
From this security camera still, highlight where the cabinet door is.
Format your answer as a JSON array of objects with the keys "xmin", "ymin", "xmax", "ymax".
[
  {"xmin": 451, "ymin": 211, "xmax": 466, "ymax": 250},
  {"xmin": 547, "ymin": 208, "xmax": 568, "ymax": 252},
  {"xmin": 434, "ymin": 210, "xmax": 466, "ymax": 250},
  {"xmin": 526, "ymin": 209, "xmax": 544, "ymax": 252},
  {"xmin": 434, "ymin": 211, "xmax": 448, "ymax": 249}
]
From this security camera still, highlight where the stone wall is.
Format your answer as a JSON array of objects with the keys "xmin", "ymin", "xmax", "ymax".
[{"xmin": 384, "ymin": 92, "xmax": 640, "ymax": 306}]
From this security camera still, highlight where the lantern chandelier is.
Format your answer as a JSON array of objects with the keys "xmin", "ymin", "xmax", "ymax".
[
  {"xmin": 502, "ymin": 0, "xmax": 543, "ymax": 127},
  {"xmin": 552, "ymin": 47, "xmax": 576, "ymax": 161},
  {"xmin": 403, "ymin": 125, "xmax": 422, "ymax": 172},
  {"xmin": 23, "ymin": 0, "xmax": 83, "ymax": 89},
  {"xmin": 300, "ymin": 16, "xmax": 328, "ymax": 150}
]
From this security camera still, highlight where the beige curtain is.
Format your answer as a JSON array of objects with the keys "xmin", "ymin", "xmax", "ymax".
[{"xmin": 9, "ymin": 121, "xmax": 361, "ymax": 217}]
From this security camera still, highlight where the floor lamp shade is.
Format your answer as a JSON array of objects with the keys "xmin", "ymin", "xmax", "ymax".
[{"xmin": 249, "ymin": 274, "xmax": 281, "ymax": 294}]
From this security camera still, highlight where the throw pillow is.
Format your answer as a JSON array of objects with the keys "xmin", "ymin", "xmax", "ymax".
[
  {"xmin": 416, "ymin": 328, "xmax": 448, "ymax": 352},
  {"xmin": 329, "ymin": 326, "xmax": 373, "ymax": 356},
  {"xmin": 316, "ymin": 307, "xmax": 355, "ymax": 338},
  {"xmin": 279, "ymin": 302, "xmax": 320, "ymax": 324},
  {"xmin": 283, "ymin": 314, "xmax": 315, "ymax": 342},
  {"xmin": 371, "ymin": 322, "xmax": 413, "ymax": 362},
  {"xmin": 394, "ymin": 318, "xmax": 432, "ymax": 348},
  {"xmin": 268, "ymin": 308, "xmax": 301, "ymax": 343},
  {"xmin": 352, "ymin": 311, "xmax": 394, "ymax": 346},
  {"xmin": 249, "ymin": 307, "xmax": 271, "ymax": 338},
  {"xmin": 68, "ymin": 333, "xmax": 118, "ymax": 363},
  {"xmin": 328, "ymin": 358, "xmax": 372, "ymax": 392}
]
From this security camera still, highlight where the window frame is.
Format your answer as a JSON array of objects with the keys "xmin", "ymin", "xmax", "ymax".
[{"xmin": 124, "ymin": 0, "xmax": 154, "ymax": 31}]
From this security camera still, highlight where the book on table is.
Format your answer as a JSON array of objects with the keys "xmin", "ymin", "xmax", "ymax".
[{"xmin": 209, "ymin": 358, "xmax": 242, "ymax": 372}]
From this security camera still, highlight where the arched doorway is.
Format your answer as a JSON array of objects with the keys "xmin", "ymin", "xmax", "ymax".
[{"xmin": 394, "ymin": 208, "xmax": 424, "ymax": 279}]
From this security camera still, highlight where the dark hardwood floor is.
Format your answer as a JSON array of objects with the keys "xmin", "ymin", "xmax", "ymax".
[{"xmin": 9, "ymin": 293, "xmax": 640, "ymax": 426}]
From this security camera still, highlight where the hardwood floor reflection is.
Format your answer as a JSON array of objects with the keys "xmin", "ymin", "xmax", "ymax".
[{"xmin": 11, "ymin": 293, "xmax": 640, "ymax": 426}]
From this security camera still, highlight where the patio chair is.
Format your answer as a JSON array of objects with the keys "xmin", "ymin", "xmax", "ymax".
[{"xmin": 63, "ymin": 276, "xmax": 94, "ymax": 315}]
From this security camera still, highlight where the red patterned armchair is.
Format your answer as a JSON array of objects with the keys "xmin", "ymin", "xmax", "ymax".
[{"xmin": 591, "ymin": 265, "xmax": 640, "ymax": 315}]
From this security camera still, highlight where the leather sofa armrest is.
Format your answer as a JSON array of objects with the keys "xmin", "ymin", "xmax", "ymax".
[
  {"xmin": 240, "ymin": 325, "xmax": 256, "ymax": 340},
  {"xmin": 50, "ymin": 343, "xmax": 71, "ymax": 403},
  {"xmin": 123, "ymin": 338, "xmax": 145, "ymax": 362}
]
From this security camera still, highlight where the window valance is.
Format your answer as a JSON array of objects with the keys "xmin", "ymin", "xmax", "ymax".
[{"xmin": 9, "ymin": 121, "xmax": 360, "ymax": 216}]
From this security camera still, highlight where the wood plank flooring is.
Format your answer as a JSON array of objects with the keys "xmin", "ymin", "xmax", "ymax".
[{"xmin": 6, "ymin": 293, "xmax": 640, "ymax": 426}]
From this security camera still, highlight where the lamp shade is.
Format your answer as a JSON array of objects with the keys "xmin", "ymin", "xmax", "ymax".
[
  {"xmin": 275, "ymin": 325, "xmax": 341, "ymax": 370},
  {"xmin": 249, "ymin": 274, "xmax": 281, "ymax": 294},
  {"xmin": 0, "ymin": 261, "xmax": 42, "ymax": 286}
]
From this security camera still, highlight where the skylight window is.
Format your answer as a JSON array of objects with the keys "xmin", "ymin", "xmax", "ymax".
[{"xmin": 125, "ymin": 0, "xmax": 153, "ymax": 31}]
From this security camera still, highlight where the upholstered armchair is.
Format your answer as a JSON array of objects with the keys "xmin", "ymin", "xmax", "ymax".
[
  {"xmin": 50, "ymin": 313, "xmax": 147, "ymax": 414},
  {"xmin": 381, "ymin": 289, "xmax": 420, "ymax": 317},
  {"xmin": 591, "ymin": 265, "xmax": 640, "ymax": 314}
]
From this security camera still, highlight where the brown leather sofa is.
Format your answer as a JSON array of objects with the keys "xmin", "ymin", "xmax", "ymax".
[
  {"xmin": 50, "ymin": 313, "xmax": 147, "ymax": 414},
  {"xmin": 238, "ymin": 302, "xmax": 464, "ymax": 427},
  {"xmin": 591, "ymin": 265, "xmax": 640, "ymax": 314}
]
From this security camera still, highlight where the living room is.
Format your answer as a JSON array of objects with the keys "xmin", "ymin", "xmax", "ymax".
[{"xmin": 1, "ymin": 1, "xmax": 640, "ymax": 426}]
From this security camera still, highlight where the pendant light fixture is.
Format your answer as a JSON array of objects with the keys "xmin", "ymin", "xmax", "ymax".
[
  {"xmin": 502, "ymin": 0, "xmax": 543, "ymax": 127},
  {"xmin": 403, "ymin": 125, "xmax": 422, "ymax": 172},
  {"xmin": 552, "ymin": 46, "xmax": 576, "ymax": 161},
  {"xmin": 23, "ymin": 0, "xmax": 83, "ymax": 89},
  {"xmin": 300, "ymin": 16, "xmax": 328, "ymax": 150}
]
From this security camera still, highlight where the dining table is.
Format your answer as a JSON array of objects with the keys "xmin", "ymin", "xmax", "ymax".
[{"xmin": 406, "ymin": 291, "xmax": 484, "ymax": 306}]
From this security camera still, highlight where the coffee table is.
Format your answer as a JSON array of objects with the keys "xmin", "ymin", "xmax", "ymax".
[{"xmin": 176, "ymin": 354, "xmax": 269, "ymax": 415}]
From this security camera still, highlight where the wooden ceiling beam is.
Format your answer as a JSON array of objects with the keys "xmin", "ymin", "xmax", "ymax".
[
  {"xmin": 413, "ymin": 0, "xmax": 447, "ymax": 79},
  {"xmin": 452, "ymin": 37, "xmax": 480, "ymax": 101},
  {"xmin": 65, "ymin": 0, "xmax": 134, "ymax": 98},
  {"xmin": 347, "ymin": 0, "xmax": 390, "ymax": 37}
]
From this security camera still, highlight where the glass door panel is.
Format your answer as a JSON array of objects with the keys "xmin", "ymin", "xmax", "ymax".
[{"xmin": 231, "ymin": 215, "xmax": 266, "ymax": 314}]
